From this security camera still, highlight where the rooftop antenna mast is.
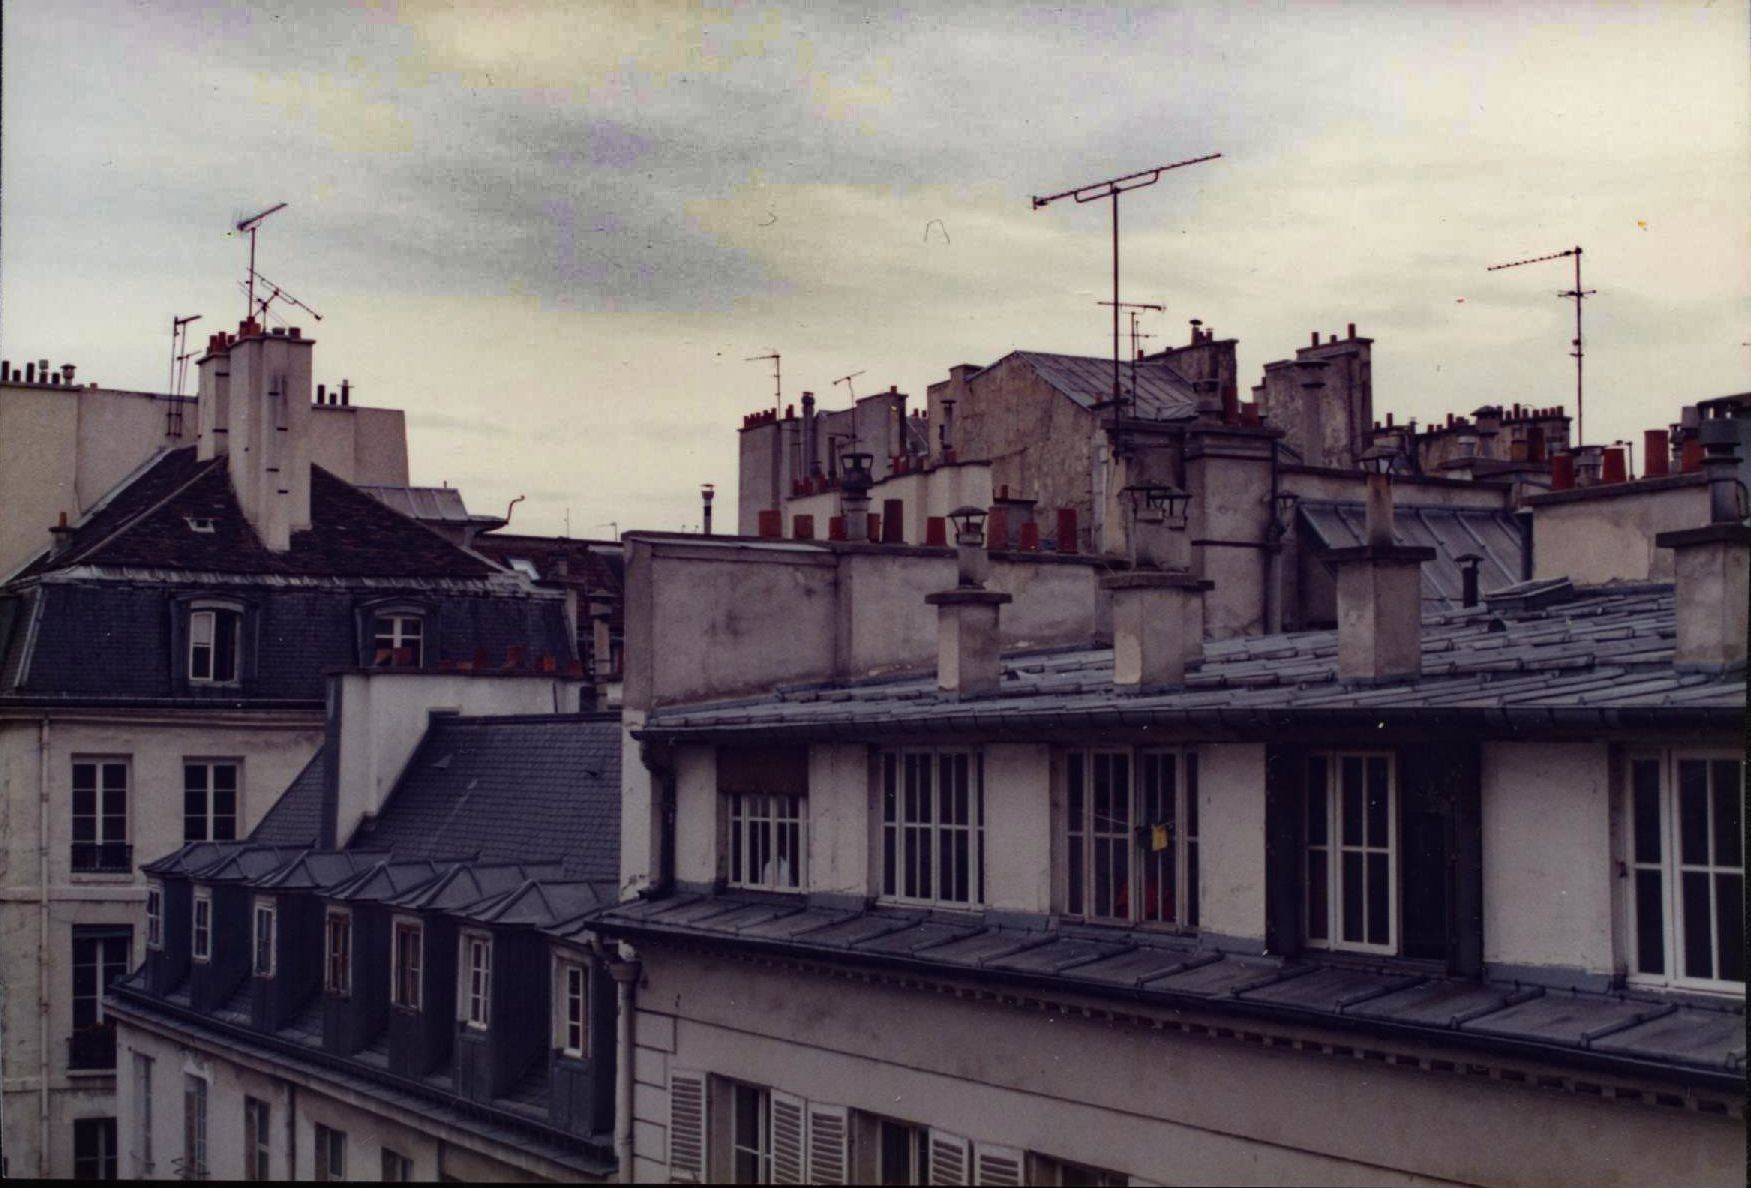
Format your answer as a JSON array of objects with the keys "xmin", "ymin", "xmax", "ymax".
[
  {"xmin": 166, "ymin": 314, "xmax": 201, "ymax": 437},
  {"xmin": 248, "ymin": 269, "xmax": 324, "ymax": 325},
  {"xmin": 235, "ymin": 202, "xmax": 288, "ymax": 323},
  {"xmin": 745, "ymin": 352, "xmax": 781, "ymax": 414},
  {"xmin": 1034, "ymin": 154, "xmax": 1221, "ymax": 416},
  {"xmin": 833, "ymin": 369, "xmax": 866, "ymax": 401},
  {"xmin": 1097, "ymin": 300, "xmax": 1164, "ymax": 401},
  {"xmin": 1487, "ymin": 245, "xmax": 1595, "ymax": 443}
]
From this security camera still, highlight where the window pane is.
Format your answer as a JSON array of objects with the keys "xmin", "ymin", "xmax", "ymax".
[
  {"xmin": 1365, "ymin": 758, "xmax": 1390, "ymax": 848},
  {"xmin": 1678, "ymin": 761, "xmax": 1709, "ymax": 866},
  {"xmin": 1186, "ymin": 840, "xmax": 1199, "ymax": 927},
  {"xmin": 1185, "ymin": 753, "xmax": 1198, "ymax": 838},
  {"xmin": 1366, "ymin": 852, "xmax": 1390, "ymax": 945},
  {"xmin": 1631, "ymin": 760, "xmax": 1662, "ymax": 865},
  {"xmin": 1715, "ymin": 874, "xmax": 1743, "ymax": 983},
  {"xmin": 1306, "ymin": 850, "xmax": 1328, "ymax": 940},
  {"xmin": 213, "ymin": 611, "xmax": 237, "ymax": 681},
  {"xmin": 1340, "ymin": 757, "xmax": 1363, "ymax": 847},
  {"xmin": 1711, "ymin": 762, "xmax": 1742, "ymax": 868},
  {"xmin": 1681, "ymin": 870, "xmax": 1713, "ymax": 979},
  {"xmin": 1305, "ymin": 759, "xmax": 1327, "ymax": 846},
  {"xmin": 1341, "ymin": 852, "xmax": 1364, "ymax": 943}
]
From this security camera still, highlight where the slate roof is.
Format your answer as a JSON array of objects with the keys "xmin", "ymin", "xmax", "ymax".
[
  {"xmin": 1297, "ymin": 500, "xmax": 1526, "ymax": 610},
  {"xmin": 1005, "ymin": 351, "xmax": 1197, "ymax": 421},
  {"xmin": 249, "ymin": 747, "xmax": 328, "ymax": 847},
  {"xmin": 638, "ymin": 584, "xmax": 1744, "ymax": 740},
  {"xmin": 349, "ymin": 714, "xmax": 621, "ymax": 880},
  {"xmin": 589, "ymin": 890, "xmax": 1744, "ymax": 1091}
]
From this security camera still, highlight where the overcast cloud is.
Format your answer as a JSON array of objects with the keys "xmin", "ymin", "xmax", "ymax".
[{"xmin": 3, "ymin": 2, "xmax": 1745, "ymax": 536}]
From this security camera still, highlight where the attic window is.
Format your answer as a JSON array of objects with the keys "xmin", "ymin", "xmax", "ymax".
[
  {"xmin": 188, "ymin": 605, "xmax": 242, "ymax": 685},
  {"xmin": 371, "ymin": 613, "xmax": 425, "ymax": 668},
  {"xmin": 185, "ymin": 517, "xmax": 216, "ymax": 534},
  {"xmin": 509, "ymin": 557, "xmax": 540, "ymax": 579}
]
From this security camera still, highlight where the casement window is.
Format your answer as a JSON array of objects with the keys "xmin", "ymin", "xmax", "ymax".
[
  {"xmin": 1029, "ymin": 1154, "xmax": 1130, "ymax": 1186},
  {"xmin": 675, "ymin": 1073, "xmax": 849, "ymax": 1185},
  {"xmin": 1304, "ymin": 752, "xmax": 1397, "ymax": 953},
  {"xmin": 371, "ymin": 612, "xmax": 425, "ymax": 667},
  {"xmin": 869, "ymin": 1116, "xmax": 929, "ymax": 1185},
  {"xmin": 252, "ymin": 899, "xmax": 276, "ymax": 978},
  {"xmin": 187, "ymin": 605, "xmax": 242, "ymax": 684},
  {"xmin": 146, "ymin": 884, "xmax": 163, "ymax": 949},
  {"xmin": 313, "ymin": 1123, "xmax": 347, "ymax": 1182},
  {"xmin": 324, "ymin": 910, "xmax": 352, "ymax": 996},
  {"xmin": 71, "ymin": 759, "xmax": 130, "ymax": 874},
  {"xmin": 1625, "ymin": 752, "xmax": 1744, "ymax": 989},
  {"xmin": 243, "ymin": 1096, "xmax": 270, "ymax": 1181},
  {"xmin": 73, "ymin": 1116, "xmax": 118, "ymax": 1180},
  {"xmin": 392, "ymin": 919, "xmax": 423, "ymax": 1009},
  {"xmin": 71, "ymin": 926, "xmax": 131, "ymax": 1070},
  {"xmin": 880, "ymin": 749, "xmax": 985, "ymax": 907},
  {"xmin": 382, "ymin": 1149, "xmax": 415, "ymax": 1181},
  {"xmin": 730, "ymin": 1081, "xmax": 771, "ymax": 1184},
  {"xmin": 191, "ymin": 890, "xmax": 212, "ymax": 962},
  {"xmin": 183, "ymin": 761, "xmax": 239, "ymax": 843},
  {"xmin": 554, "ymin": 956, "xmax": 588, "ymax": 1057},
  {"xmin": 1065, "ymin": 749, "xmax": 1199, "ymax": 927},
  {"xmin": 182, "ymin": 1075, "xmax": 208, "ymax": 1181},
  {"xmin": 720, "ymin": 748, "xmax": 809, "ymax": 891},
  {"xmin": 461, "ymin": 932, "xmax": 492, "ymax": 1029},
  {"xmin": 132, "ymin": 1054, "xmax": 154, "ymax": 1176}
]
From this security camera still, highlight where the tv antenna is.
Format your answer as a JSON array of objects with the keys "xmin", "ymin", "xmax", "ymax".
[
  {"xmin": 1033, "ymin": 154, "xmax": 1221, "ymax": 414},
  {"xmin": 235, "ymin": 202, "xmax": 288, "ymax": 322},
  {"xmin": 1097, "ymin": 301, "xmax": 1165, "ymax": 405},
  {"xmin": 1487, "ymin": 245, "xmax": 1595, "ymax": 443},
  {"xmin": 167, "ymin": 314, "xmax": 201, "ymax": 396},
  {"xmin": 745, "ymin": 352, "xmax": 781, "ymax": 414},
  {"xmin": 833, "ymin": 370, "xmax": 866, "ymax": 401},
  {"xmin": 247, "ymin": 269, "xmax": 324, "ymax": 325}
]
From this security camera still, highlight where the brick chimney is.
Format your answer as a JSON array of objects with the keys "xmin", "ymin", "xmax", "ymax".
[
  {"xmin": 924, "ymin": 507, "xmax": 1011, "ymax": 695},
  {"xmin": 1327, "ymin": 452, "xmax": 1435, "ymax": 681},
  {"xmin": 1100, "ymin": 485, "xmax": 1210, "ymax": 687},
  {"xmin": 1656, "ymin": 420, "xmax": 1750, "ymax": 671},
  {"xmin": 194, "ymin": 332, "xmax": 233, "ymax": 461},
  {"xmin": 225, "ymin": 321, "xmax": 315, "ymax": 550}
]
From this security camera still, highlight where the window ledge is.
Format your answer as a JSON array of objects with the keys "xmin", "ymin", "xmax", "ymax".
[{"xmin": 68, "ymin": 871, "xmax": 138, "ymax": 884}]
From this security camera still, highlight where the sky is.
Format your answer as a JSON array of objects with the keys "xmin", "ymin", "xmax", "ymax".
[{"xmin": 3, "ymin": 1, "xmax": 1747, "ymax": 537}]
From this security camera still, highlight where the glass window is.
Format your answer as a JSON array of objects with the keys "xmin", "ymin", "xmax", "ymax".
[
  {"xmin": 371, "ymin": 614, "xmax": 424, "ymax": 667},
  {"xmin": 192, "ymin": 891, "xmax": 212, "ymax": 962},
  {"xmin": 146, "ymin": 885, "xmax": 163, "ymax": 949},
  {"xmin": 182, "ymin": 1075, "xmax": 208, "ymax": 1181},
  {"xmin": 463, "ymin": 933, "xmax": 492, "ymax": 1028},
  {"xmin": 555, "ymin": 958, "xmax": 587, "ymax": 1057},
  {"xmin": 728, "ymin": 793, "xmax": 805, "ymax": 890},
  {"xmin": 1626, "ymin": 752, "xmax": 1744, "ymax": 989},
  {"xmin": 73, "ymin": 1116, "xmax": 117, "ymax": 1180},
  {"xmin": 183, "ymin": 762, "xmax": 239, "ymax": 843},
  {"xmin": 1065, "ymin": 749, "xmax": 1199, "ymax": 927},
  {"xmin": 730, "ymin": 1082, "xmax": 771, "ymax": 1185},
  {"xmin": 382, "ymin": 1149, "xmax": 414, "ymax": 1181},
  {"xmin": 876, "ymin": 1117, "xmax": 930, "ymax": 1186},
  {"xmin": 392, "ymin": 921, "xmax": 422, "ymax": 1009},
  {"xmin": 71, "ymin": 759, "xmax": 130, "ymax": 873},
  {"xmin": 325, "ymin": 911, "xmax": 352, "ymax": 996},
  {"xmin": 188, "ymin": 607, "xmax": 241, "ymax": 684},
  {"xmin": 881, "ymin": 750, "xmax": 984, "ymax": 907},
  {"xmin": 243, "ymin": 1097, "xmax": 270, "ymax": 1181},
  {"xmin": 314, "ymin": 1123, "xmax": 346, "ymax": 1182},
  {"xmin": 1304, "ymin": 752, "xmax": 1396, "ymax": 953},
  {"xmin": 253, "ymin": 900, "xmax": 276, "ymax": 977},
  {"xmin": 71, "ymin": 927, "xmax": 131, "ymax": 1070}
]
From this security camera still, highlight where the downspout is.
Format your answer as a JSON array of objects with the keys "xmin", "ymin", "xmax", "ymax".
[
  {"xmin": 285, "ymin": 1081, "xmax": 297, "ymax": 1179},
  {"xmin": 37, "ymin": 716, "xmax": 51, "ymax": 1175},
  {"xmin": 596, "ymin": 940, "xmax": 642, "ymax": 1185}
]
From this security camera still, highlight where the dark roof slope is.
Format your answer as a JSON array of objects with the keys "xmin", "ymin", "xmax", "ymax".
[
  {"xmin": 250, "ymin": 747, "xmax": 328, "ymax": 847},
  {"xmin": 350, "ymin": 714, "xmax": 621, "ymax": 880}
]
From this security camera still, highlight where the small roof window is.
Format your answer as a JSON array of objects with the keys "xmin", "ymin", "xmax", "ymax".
[
  {"xmin": 509, "ymin": 557, "xmax": 540, "ymax": 578},
  {"xmin": 186, "ymin": 517, "xmax": 216, "ymax": 534}
]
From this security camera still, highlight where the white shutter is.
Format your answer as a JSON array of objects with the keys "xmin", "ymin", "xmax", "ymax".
[
  {"xmin": 1127, "ymin": 1178, "xmax": 1165, "ymax": 1187},
  {"xmin": 805, "ymin": 1102, "xmax": 849, "ymax": 1185},
  {"xmin": 770, "ymin": 1090, "xmax": 807, "ymax": 1184},
  {"xmin": 973, "ymin": 1144, "xmax": 1025, "ymax": 1186},
  {"xmin": 929, "ymin": 1130, "xmax": 971, "ymax": 1186},
  {"xmin": 668, "ymin": 1069, "xmax": 707, "ymax": 1183}
]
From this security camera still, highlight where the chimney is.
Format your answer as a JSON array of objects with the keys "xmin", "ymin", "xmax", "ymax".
[
  {"xmin": 1329, "ymin": 449, "xmax": 1435, "ymax": 681},
  {"xmin": 1457, "ymin": 553, "xmax": 1483, "ymax": 608},
  {"xmin": 801, "ymin": 391, "xmax": 819, "ymax": 478},
  {"xmin": 923, "ymin": 508, "xmax": 1012, "ymax": 695},
  {"xmin": 1656, "ymin": 421, "xmax": 1750, "ymax": 670},
  {"xmin": 700, "ymin": 483, "xmax": 715, "ymax": 536},
  {"xmin": 1644, "ymin": 429, "xmax": 1671, "ymax": 478},
  {"xmin": 194, "ymin": 333, "xmax": 233, "ymax": 460},
  {"xmin": 1102, "ymin": 486, "xmax": 1210, "ymax": 687},
  {"xmin": 839, "ymin": 453, "xmax": 874, "ymax": 542},
  {"xmin": 49, "ymin": 511, "xmax": 75, "ymax": 557},
  {"xmin": 225, "ymin": 318, "xmax": 315, "ymax": 550}
]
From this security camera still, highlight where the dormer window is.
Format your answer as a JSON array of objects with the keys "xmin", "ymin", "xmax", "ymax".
[
  {"xmin": 188, "ymin": 605, "xmax": 242, "ymax": 684},
  {"xmin": 371, "ymin": 613, "xmax": 424, "ymax": 668},
  {"xmin": 192, "ymin": 890, "xmax": 212, "ymax": 963},
  {"xmin": 252, "ymin": 898, "xmax": 276, "ymax": 978},
  {"xmin": 554, "ymin": 955, "xmax": 588, "ymax": 1057},
  {"xmin": 185, "ymin": 517, "xmax": 216, "ymax": 534},
  {"xmin": 461, "ymin": 932, "xmax": 492, "ymax": 1030},
  {"xmin": 391, "ymin": 918, "xmax": 423, "ymax": 1009},
  {"xmin": 146, "ymin": 883, "xmax": 163, "ymax": 949},
  {"xmin": 325, "ymin": 909, "xmax": 352, "ymax": 996}
]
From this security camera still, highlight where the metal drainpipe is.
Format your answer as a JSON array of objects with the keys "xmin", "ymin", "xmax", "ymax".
[
  {"xmin": 37, "ymin": 717, "xmax": 51, "ymax": 1175},
  {"xmin": 285, "ymin": 1081, "xmax": 297, "ymax": 1179},
  {"xmin": 609, "ymin": 954, "xmax": 641, "ymax": 1183}
]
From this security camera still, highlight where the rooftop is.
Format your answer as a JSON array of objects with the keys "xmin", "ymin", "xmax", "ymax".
[{"xmin": 1005, "ymin": 350, "xmax": 1198, "ymax": 421}]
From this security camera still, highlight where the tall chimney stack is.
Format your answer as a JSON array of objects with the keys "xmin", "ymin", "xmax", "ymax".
[
  {"xmin": 1656, "ymin": 420, "xmax": 1750, "ymax": 671},
  {"xmin": 839, "ymin": 452, "xmax": 874, "ymax": 543},
  {"xmin": 225, "ymin": 318, "xmax": 315, "ymax": 550},
  {"xmin": 1329, "ymin": 448, "xmax": 1435, "ymax": 681},
  {"xmin": 1102, "ymin": 486, "xmax": 1210, "ymax": 687},
  {"xmin": 924, "ymin": 508, "xmax": 1011, "ymax": 695}
]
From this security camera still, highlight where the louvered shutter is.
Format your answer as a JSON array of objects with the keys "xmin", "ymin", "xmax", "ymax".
[
  {"xmin": 668, "ymin": 1069, "xmax": 707, "ymax": 1183},
  {"xmin": 770, "ymin": 1091, "xmax": 807, "ymax": 1184},
  {"xmin": 806, "ymin": 1102, "xmax": 849, "ymax": 1185},
  {"xmin": 972, "ymin": 1143, "xmax": 1024, "ymax": 1186},
  {"xmin": 928, "ymin": 1130, "xmax": 971, "ymax": 1186}
]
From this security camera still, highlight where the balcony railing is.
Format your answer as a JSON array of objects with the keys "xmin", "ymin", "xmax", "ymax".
[
  {"xmin": 71, "ymin": 842, "xmax": 133, "ymax": 874},
  {"xmin": 67, "ymin": 1024, "xmax": 116, "ymax": 1071}
]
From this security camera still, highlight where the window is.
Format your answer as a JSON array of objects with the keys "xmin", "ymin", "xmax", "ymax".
[
  {"xmin": 555, "ymin": 957, "xmax": 588, "ymax": 1057},
  {"xmin": 371, "ymin": 612, "xmax": 424, "ymax": 667},
  {"xmin": 462, "ymin": 932, "xmax": 492, "ymax": 1029},
  {"xmin": 71, "ymin": 759, "xmax": 130, "ymax": 873},
  {"xmin": 253, "ymin": 899, "xmax": 276, "ymax": 978},
  {"xmin": 133, "ymin": 1055, "xmax": 154, "ymax": 1176},
  {"xmin": 73, "ymin": 1117, "xmax": 117, "ymax": 1180},
  {"xmin": 313, "ymin": 1123, "xmax": 347, "ymax": 1182},
  {"xmin": 730, "ymin": 1082, "xmax": 772, "ymax": 1184},
  {"xmin": 1031, "ymin": 1153, "xmax": 1129, "ymax": 1186},
  {"xmin": 243, "ymin": 1097, "xmax": 270, "ymax": 1181},
  {"xmin": 881, "ymin": 749, "xmax": 984, "ymax": 906},
  {"xmin": 1065, "ymin": 749, "xmax": 1199, "ymax": 927},
  {"xmin": 182, "ymin": 1075, "xmax": 208, "ymax": 1181},
  {"xmin": 146, "ymin": 884, "xmax": 163, "ymax": 949},
  {"xmin": 392, "ymin": 919, "xmax": 423, "ymax": 1009},
  {"xmin": 874, "ymin": 1117, "xmax": 929, "ymax": 1186},
  {"xmin": 192, "ymin": 891, "xmax": 212, "ymax": 962},
  {"xmin": 1304, "ymin": 752, "xmax": 1396, "ymax": 953},
  {"xmin": 728, "ymin": 794, "xmax": 805, "ymax": 890},
  {"xmin": 70, "ymin": 927, "xmax": 130, "ymax": 1070},
  {"xmin": 187, "ymin": 606, "xmax": 241, "ymax": 684},
  {"xmin": 325, "ymin": 910, "xmax": 352, "ymax": 996},
  {"xmin": 183, "ymin": 762, "xmax": 239, "ymax": 843},
  {"xmin": 381, "ymin": 1148, "xmax": 414, "ymax": 1181},
  {"xmin": 1626, "ymin": 752, "xmax": 1744, "ymax": 989}
]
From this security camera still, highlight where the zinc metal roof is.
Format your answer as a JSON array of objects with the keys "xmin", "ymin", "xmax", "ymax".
[
  {"xmin": 1297, "ymin": 500, "xmax": 1526, "ymax": 610},
  {"xmin": 1006, "ymin": 351, "xmax": 1197, "ymax": 421}
]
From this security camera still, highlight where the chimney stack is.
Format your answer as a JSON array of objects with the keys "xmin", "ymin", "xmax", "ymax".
[
  {"xmin": 1102, "ymin": 486, "xmax": 1210, "ymax": 687},
  {"xmin": 49, "ymin": 511, "xmax": 74, "ymax": 557},
  {"xmin": 924, "ymin": 508, "xmax": 1012, "ymax": 695},
  {"xmin": 839, "ymin": 452, "xmax": 874, "ymax": 543},
  {"xmin": 1656, "ymin": 420, "xmax": 1750, "ymax": 670},
  {"xmin": 225, "ymin": 318, "xmax": 315, "ymax": 550},
  {"xmin": 700, "ymin": 483, "xmax": 715, "ymax": 536},
  {"xmin": 1329, "ymin": 449, "xmax": 1435, "ymax": 681}
]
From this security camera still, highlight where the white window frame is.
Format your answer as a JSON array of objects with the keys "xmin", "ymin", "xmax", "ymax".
[
  {"xmin": 182, "ymin": 760, "xmax": 241, "ymax": 843},
  {"xmin": 461, "ymin": 931, "xmax": 492, "ymax": 1030},
  {"xmin": 1063, "ymin": 748, "xmax": 1200, "ymax": 928},
  {"xmin": 728, "ymin": 1080, "xmax": 772, "ymax": 1185},
  {"xmin": 146, "ymin": 883, "xmax": 163, "ymax": 949},
  {"xmin": 191, "ymin": 889, "xmax": 212, "ymax": 963},
  {"xmin": 187, "ymin": 603, "xmax": 242, "ymax": 685},
  {"xmin": 324, "ymin": 909, "xmax": 352, "ymax": 996},
  {"xmin": 182, "ymin": 1074, "xmax": 208, "ymax": 1180},
  {"xmin": 727, "ymin": 792, "xmax": 806, "ymax": 890},
  {"xmin": 252, "ymin": 898, "xmax": 276, "ymax": 978},
  {"xmin": 314, "ymin": 1122, "xmax": 347, "ymax": 1182},
  {"xmin": 1303, "ymin": 751, "xmax": 1398, "ymax": 955},
  {"xmin": 391, "ymin": 917, "xmax": 423, "ymax": 1010},
  {"xmin": 71, "ymin": 757, "xmax": 130, "ymax": 873},
  {"xmin": 1624, "ymin": 749, "xmax": 1744, "ymax": 992},
  {"xmin": 371, "ymin": 611, "xmax": 425, "ymax": 668},
  {"xmin": 554, "ymin": 955, "xmax": 588, "ymax": 1057},
  {"xmin": 880, "ymin": 748, "xmax": 985, "ymax": 908},
  {"xmin": 243, "ymin": 1095, "xmax": 270, "ymax": 1181}
]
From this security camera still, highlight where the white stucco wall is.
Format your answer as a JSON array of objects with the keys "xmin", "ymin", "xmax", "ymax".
[
  {"xmin": 673, "ymin": 746, "xmax": 718, "ymax": 886},
  {"xmin": 1195, "ymin": 743, "xmax": 1267, "ymax": 947},
  {"xmin": 984, "ymin": 743, "xmax": 1053, "ymax": 914},
  {"xmin": 808, "ymin": 744, "xmax": 870, "ymax": 896},
  {"xmin": 1532, "ymin": 483, "xmax": 1710, "ymax": 584}
]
